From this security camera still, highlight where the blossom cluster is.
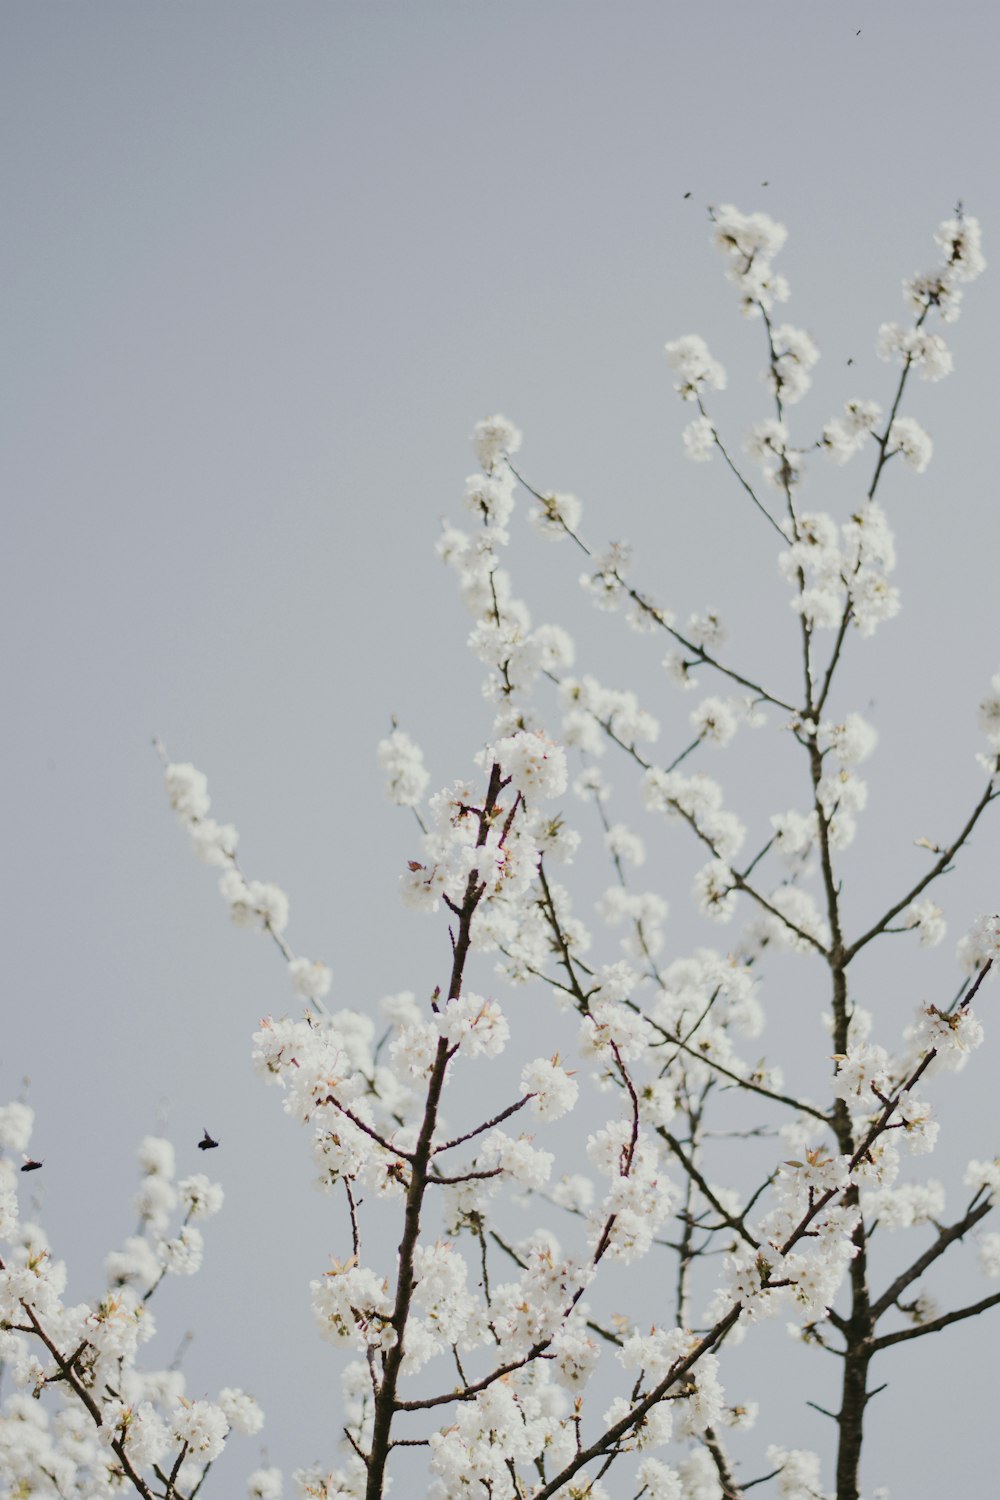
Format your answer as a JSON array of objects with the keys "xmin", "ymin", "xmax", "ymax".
[
  {"xmin": 12, "ymin": 204, "xmax": 997, "ymax": 1500},
  {"xmin": 0, "ymin": 1114, "xmax": 262, "ymax": 1498}
]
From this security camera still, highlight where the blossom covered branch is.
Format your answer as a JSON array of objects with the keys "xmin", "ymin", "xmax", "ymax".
[{"xmin": 4, "ymin": 204, "xmax": 998, "ymax": 1500}]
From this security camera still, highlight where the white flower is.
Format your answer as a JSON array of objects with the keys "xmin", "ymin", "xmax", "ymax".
[
  {"xmin": 170, "ymin": 1399, "xmax": 229, "ymax": 1461},
  {"xmin": 712, "ymin": 204, "xmax": 787, "ymax": 263},
  {"xmin": 913, "ymin": 1003, "xmax": 985, "ymax": 1069},
  {"xmin": 636, "ymin": 1459, "xmax": 682, "ymax": 1499},
  {"xmin": 965, "ymin": 1158, "xmax": 1000, "ymax": 1196},
  {"xmin": 711, "ymin": 204, "xmax": 790, "ymax": 314},
  {"xmin": 847, "ymin": 496, "xmax": 895, "ymax": 559},
  {"xmin": 822, "ymin": 399, "xmax": 881, "ymax": 463},
  {"xmin": 471, "ymin": 413, "xmax": 522, "ymax": 471},
  {"xmin": 101, "ymin": 1399, "xmax": 169, "ymax": 1468},
  {"xmin": 686, "ymin": 609, "xmax": 726, "ymax": 651},
  {"xmin": 135, "ymin": 1173, "xmax": 177, "ymax": 1231},
  {"xmin": 958, "ymin": 914, "xmax": 1000, "ymax": 974},
  {"xmin": 764, "ymin": 886, "xmax": 831, "ymax": 952},
  {"xmin": 550, "ymin": 1174, "xmax": 594, "ymax": 1212},
  {"xmin": 692, "ymin": 859, "xmax": 738, "ymax": 922},
  {"xmin": 818, "ymin": 713, "xmax": 878, "ymax": 765},
  {"xmin": 691, "ymin": 695, "xmax": 739, "ymax": 746},
  {"xmin": 532, "ymin": 623, "xmax": 576, "ymax": 672},
  {"xmin": 767, "ymin": 1445, "xmax": 824, "ymax": 1500},
  {"xmin": 912, "ymin": 330, "xmax": 953, "ymax": 379},
  {"xmin": 887, "ymin": 416, "xmax": 932, "ymax": 472},
  {"xmin": 847, "ymin": 570, "xmax": 900, "ymax": 637},
  {"xmin": 903, "ymin": 898, "xmax": 946, "ymax": 948},
  {"xmin": 436, "ymin": 523, "xmax": 470, "ymax": 568},
  {"xmin": 581, "ymin": 998, "xmax": 655, "ymax": 1063},
  {"xmin": 160, "ymin": 1226, "xmax": 204, "ymax": 1276},
  {"xmin": 896, "ymin": 1096, "xmax": 939, "ymax": 1155},
  {"xmin": 677, "ymin": 1445, "xmax": 724, "ymax": 1499},
  {"xmin": 745, "ymin": 418, "xmax": 790, "ymax": 466},
  {"xmin": 138, "ymin": 1136, "xmax": 175, "ymax": 1180},
  {"xmin": 178, "ymin": 1175, "xmax": 224, "ymax": 1221},
  {"xmin": 682, "ymin": 415, "xmax": 716, "ymax": 461},
  {"xmin": 106, "ymin": 1236, "xmax": 161, "ymax": 1291},
  {"xmin": 664, "ymin": 334, "xmax": 727, "ymax": 399},
  {"xmin": 436, "ymin": 993, "xmax": 509, "ymax": 1058},
  {"xmin": 188, "ymin": 817, "xmax": 239, "ymax": 866},
  {"xmin": 831, "ymin": 1043, "xmax": 893, "ymax": 1113},
  {"xmin": 770, "ymin": 809, "xmax": 817, "ymax": 861},
  {"xmin": 822, "ymin": 417, "xmax": 865, "ymax": 464},
  {"xmin": 979, "ymin": 1233, "xmax": 1000, "ymax": 1278},
  {"xmin": 768, "ymin": 323, "xmax": 820, "ymax": 405},
  {"xmin": 377, "ymin": 728, "xmax": 429, "ymax": 807},
  {"xmin": 289, "ymin": 957, "xmax": 333, "ymax": 1003},
  {"xmin": 0, "ymin": 1188, "xmax": 19, "ymax": 1241},
  {"xmin": 662, "ymin": 651, "xmax": 698, "ymax": 690},
  {"xmin": 879, "ymin": 324, "xmax": 953, "ymax": 379},
  {"xmin": 484, "ymin": 1131, "xmax": 553, "ymax": 1189},
  {"xmin": 251, "ymin": 880, "xmax": 290, "ymax": 934},
  {"xmin": 247, "ymin": 1467, "xmax": 283, "ymax": 1500},
  {"xmin": 0, "ymin": 1103, "xmax": 34, "ymax": 1153},
  {"xmin": 794, "ymin": 584, "xmax": 843, "ymax": 630},
  {"xmin": 311, "ymin": 1261, "xmax": 394, "ymax": 1349},
  {"xmin": 935, "ymin": 214, "xmax": 986, "ymax": 281},
  {"xmin": 164, "ymin": 762, "xmax": 211, "ymax": 820},
  {"xmin": 864, "ymin": 1180, "xmax": 945, "ymax": 1230},
  {"xmin": 493, "ymin": 731, "xmax": 567, "ymax": 800},
  {"xmin": 219, "ymin": 871, "xmax": 290, "ymax": 935},
  {"xmin": 573, "ymin": 766, "xmax": 610, "ymax": 802},
  {"xmin": 979, "ymin": 672, "xmax": 1000, "ymax": 748},
  {"xmin": 380, "ymin": 990, "xmax": 423, "ymax": 1029},
  {"xmin": 463, "ymin": 470, "xmax": 515, "ymax": 530},
  {"xmin": 530, "ymin": 491, "xmax": 583, "ymax": 537},
  {"xmin": 605, "ymin": 822, "xmax": 645, "ymax": 867},
  {"xmin": 521, "ymin": 1058, "xmax": 579, "ymax": 1120},
  {"xmin": 218, "ymin": 1387, "xmax": 264, "ymax": 1436}
]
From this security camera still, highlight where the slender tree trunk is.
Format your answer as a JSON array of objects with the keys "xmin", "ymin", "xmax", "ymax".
[
  {"xmin": 829, "ymin": 961, "xmax": 874, "ymax": 1500},
  {"xmin": 365, "ymin": 764, "xmax": 504, "ymax": 1500},
  {"xmin": 836, "ymin": 1341, "xmax": 872, "ymax": 1500}
]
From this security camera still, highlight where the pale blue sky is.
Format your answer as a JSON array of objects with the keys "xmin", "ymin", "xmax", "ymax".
[{"xmin": 3, "ymin": 3, "xmax": 999, "ymax": 1495}]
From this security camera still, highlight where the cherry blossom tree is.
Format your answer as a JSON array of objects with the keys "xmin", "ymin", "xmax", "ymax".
[{"xmin": 3, "ymin": 204, "xmax": 999, "ymax": 1500}]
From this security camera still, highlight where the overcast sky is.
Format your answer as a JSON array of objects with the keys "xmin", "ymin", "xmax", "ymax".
[{"xmin": 3, "ymin": 4, "xmax": 1000, "ymax": 1496}]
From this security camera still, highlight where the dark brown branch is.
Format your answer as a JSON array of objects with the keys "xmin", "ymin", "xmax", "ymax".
[
  {"xmin": 434, "ymin": 1095, "xmax": 532, "ymax": 1153},
  {"xmin": 871, "ymin": 1290, "xmax": 1000, "ymax": 1351},
  {"xmin": 509, "ymin": 463, "xmax": 795, "ymax": 711},
  {"xmin": 702, "ymin": 412, "xmax": 786, "ymax": 540},
  {"xmin": 529, "ymin": 1306, "xmax": 744, "ymax": 1499},
  {"xmin": 743, "ymin": 1468, "xmax": 782, "ymax": 1492},
  {"xmin": 843, "ymin": 776, "xmax": 998, "ymax": 963},
  {"xmin": 163, "ymin": 1442, "xmax": 190, "ymax": 1500},
  {"xmin": 427, "ymin": 1167, "xmax": 504, "ymax": 1186},
  {"xmin": 364, "ymin": 763, "xmax": 505, "ymax": 1500},
  {"xmin": 657, "ymin": 1020, "xmax": 829, "ymax": 1121},
  {"xmin": 870, "ymin": 1196, "xmax": 993, "ymax": 1320},
  {"xmin": 659, "ymin": 1128, "xmax": 759, "ymax": 1248},
  {"xmin": 395, "ymin": 1349, "xmax": 554, "ymax": 1412},
  {"xmin": 704, "ymin": 1425, "xmax": 745, "ymax": 1499},
  {"xmin": 320, "ymin": 1096, "xmax": 414, "ymax": 1160},
  {"xmin": 15, "ymin": 1296, "xmax": 158, "ymax": 1500}
]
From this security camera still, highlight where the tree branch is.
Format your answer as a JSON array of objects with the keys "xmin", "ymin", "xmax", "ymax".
[{"xmin": 871, "ymin": 1290, "xmax": 1000, "ymax": 1352}]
